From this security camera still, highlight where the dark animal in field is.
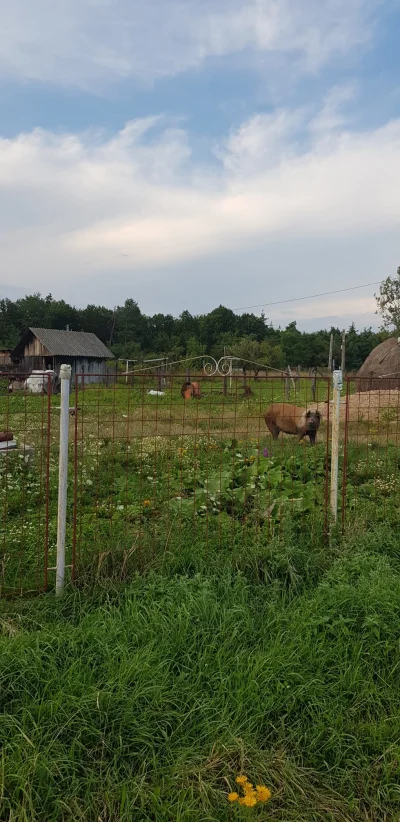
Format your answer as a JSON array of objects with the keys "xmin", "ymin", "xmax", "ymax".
[
  {"xmin": 264, "ymin": 403, "xmax": 321, "ymax": 445},
  {"xmin": 181, "ymin": 381, "xmax": 191, "ymax": 398},
  {"xmin": 181, "ymin": 381, "xmax": 201, "ymax": 399}
]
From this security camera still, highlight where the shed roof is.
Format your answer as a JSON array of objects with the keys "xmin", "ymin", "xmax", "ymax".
[{"xmin": 13, "ymin": 328, "xmax": 114, "ymax": 359}]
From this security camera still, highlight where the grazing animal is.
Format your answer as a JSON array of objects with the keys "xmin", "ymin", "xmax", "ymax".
[
  {"xmin": 181, "ymin": 381, "xmax": 201, "ymax": 399},
  {"xmin": 264, "ymin": 403, "xmax": 321, "ymax": 445},
  {"xmin": 181, "ymin": 381, "xmax": 192, "ymax": 398}
]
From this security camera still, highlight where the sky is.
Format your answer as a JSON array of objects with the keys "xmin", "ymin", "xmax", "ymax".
[{"xmin": 0, "ymin": 0, "xmax": 399, "ymax": 331}]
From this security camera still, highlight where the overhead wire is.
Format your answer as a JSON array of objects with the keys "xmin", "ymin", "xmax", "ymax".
[{"xmin": 231, "ymin": 280, "xmax": 382, "ymax": 312}]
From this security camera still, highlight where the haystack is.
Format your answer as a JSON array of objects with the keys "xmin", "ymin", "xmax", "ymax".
[{"xmin": 356, "ymin": 337, "xmax": 400, "ymax": 392}]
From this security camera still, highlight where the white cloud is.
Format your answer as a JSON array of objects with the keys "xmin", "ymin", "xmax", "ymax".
[
  {"xmin": 216, "ymin": 110, "xmax": 305, "ymax": 174},
  {"xmin": 0, "ymin": 0, "xmax": 383, "ymax": 89},
  {"xmin": 0, "ymin": 102, "xmax": 399, "ymax": 324},
  {"xmin": 310, "ymin": 84, "xmax": 357, "ymax": 133}
]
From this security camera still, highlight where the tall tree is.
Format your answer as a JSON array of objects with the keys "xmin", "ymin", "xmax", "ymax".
[
  {"xmin": 376, "ymin": 266, "xmax": 400, "ymax": 332},
  {"xmin": 79, "ymin": 305, "xmax": 114, "ymax": 342}
]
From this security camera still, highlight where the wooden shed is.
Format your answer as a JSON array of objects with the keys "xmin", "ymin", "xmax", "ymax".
[
  {"xmin": 11, "ymin": 328, "xmax": 114, "ymax": 385},
  {"xmin": 0, "ymin": 349, "xmax": 11, "ymax": 366}
]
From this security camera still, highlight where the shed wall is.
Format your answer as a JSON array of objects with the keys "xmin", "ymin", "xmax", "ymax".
[{"xmin": 53, "ymin": 357, "xmax": 108, "ymax": 385}]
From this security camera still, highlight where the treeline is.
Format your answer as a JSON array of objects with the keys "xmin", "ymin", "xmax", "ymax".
[{"xmin": 0, "ymin": 293, "xmax": 388, "ymax": 371}]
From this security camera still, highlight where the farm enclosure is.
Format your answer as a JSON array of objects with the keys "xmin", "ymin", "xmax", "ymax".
[{"xmin": 1, "ymin": 373, "xmax": 400, "ymax": 595}]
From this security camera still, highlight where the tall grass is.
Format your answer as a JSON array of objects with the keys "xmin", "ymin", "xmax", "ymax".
[{"xmin": 1, "ymin": 520, "xmax": 400, "ymax": 821}]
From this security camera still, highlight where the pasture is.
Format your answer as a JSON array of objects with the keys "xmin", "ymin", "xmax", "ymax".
[
  {"xmin": 1, "ymin": 375, "xmax": 400, "ymax": 820},
  {"xmin": 1, "ymin": 376, "xmax": 400, "ymax": 592}
]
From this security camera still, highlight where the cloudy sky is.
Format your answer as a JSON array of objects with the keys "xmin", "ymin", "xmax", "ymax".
[{"xmin": 0, "ymin": 0, "xmax": 399, "ymax": 330}]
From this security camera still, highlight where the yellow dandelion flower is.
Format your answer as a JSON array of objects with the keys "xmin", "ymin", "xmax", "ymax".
[
  {"xmin": 244, "ymin": 782, "xmax": 254, "ymax": 793},
  {"xmin": 239, "ymin": 794, "xmax": 257, "ymax": 807},
  {"xmin": 256, "ymin": 785, "xmax": 271, "ymax": 802},
  {"xmin": 143, "ymin": 499, "xmax": 151, "ymax": 507},
  {"xmin": 236, "ymin": 775, "xmax": 248, "ymax": 785},
  {"xmin": 228, "ymin": 792, "xmax": 239, "ymax": 802}
]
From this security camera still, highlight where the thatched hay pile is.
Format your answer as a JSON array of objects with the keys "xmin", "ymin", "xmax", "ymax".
[{"xmin": 356, "ymin": 337, "xmax": 400, "ymax": 391}]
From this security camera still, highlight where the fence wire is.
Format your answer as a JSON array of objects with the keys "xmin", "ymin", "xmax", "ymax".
[
  {"xmin": 1, "ymin": 369, "xmax": 399, "ymax": 595},
  {"xmin": 71, "ymin": 373, "xmax": 331, "ymax": 581},
  {"xmin": 0, "ymin": 373, "xmax": 53, "ymax": 595},
  {"xmin": 342, "ymin": 376, "xmax": 400, "ymax": 532}
]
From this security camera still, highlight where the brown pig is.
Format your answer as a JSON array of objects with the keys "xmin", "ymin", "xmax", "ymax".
[{"xmin": 264, "ymin": 403, "xmax": 321, "ymax": 445}]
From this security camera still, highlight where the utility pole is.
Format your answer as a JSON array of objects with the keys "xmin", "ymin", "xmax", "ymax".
[
  {"xmin": 341, "ymin": 330, "xmax": 346, "ymax": 375},
  {"xmin": 328, "ymin": 332, "xmax": 333, "ymax": 371}
]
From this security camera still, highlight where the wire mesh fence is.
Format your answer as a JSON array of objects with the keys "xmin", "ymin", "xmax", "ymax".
[
  {"xmin": 0, "ymin": 373, "xmax": 54, "ymax": 595},
  {"xmin": 341, "ymin": 376, "xmax": 400, "ymax": 532},
  {"xmin": 1, "ymin": 368, "xmax": 399, "ymax": 595},
  {"xmin": 71, "ymin": 373, "xmax": 331, "ymax": 581}
]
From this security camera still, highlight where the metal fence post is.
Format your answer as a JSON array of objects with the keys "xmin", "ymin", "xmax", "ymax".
[
  {"xmin": 330, "ymin": 369, "xmax": 342, "ymax": 523},
  {"xmin": 56, "ymin": 364, "xmax": 71, "ymax": 595}
]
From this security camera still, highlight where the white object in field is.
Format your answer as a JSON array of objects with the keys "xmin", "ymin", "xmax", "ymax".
[
  {"xmin": 0, "ymin": 440, "xmax": 17, "ymax": 452},
  {"xmin": 56, "ymin": 364, "xmax": 71, "ymax": 595},
  {"xmin": 24, "ymin": 370, "xmax": 54, "ymax": 394},
  {"xmin": 147, "ymin": 390, "xmax": 165, "ymax": 396},
  {"xmin": 330, "ymin": 369, "xmax": 342, "ymax": 524}
]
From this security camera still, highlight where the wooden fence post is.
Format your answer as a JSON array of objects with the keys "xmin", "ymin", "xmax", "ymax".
[
  {"xmin": 287, "ymin": 365, "xmax": 296, "ymax": 391},
  {"xmin": 311, "ymin": 368, "xmax": 317, "ymax": 402}
]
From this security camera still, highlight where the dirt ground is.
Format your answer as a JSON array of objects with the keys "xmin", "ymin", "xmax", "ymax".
[{"xmin": 319, "ymin": 390, "xmax": 400, "ymax": 424}]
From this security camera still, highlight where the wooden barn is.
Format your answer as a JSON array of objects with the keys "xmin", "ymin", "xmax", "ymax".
[{"xmin": 11, "ymin": 328, "xmax": 114, "ymax": 384}]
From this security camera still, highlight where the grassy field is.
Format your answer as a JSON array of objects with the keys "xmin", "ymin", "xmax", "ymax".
[
  {"xmin": 1, "ymin": 378, "xmax": 400, "ymax": 820},
  {"xmin": 2, "ymin": 377, "xmax": 400, "ymax": 592},
  {"xmin": 1, "ymin": 519, "xmax": 400, "ymax": 821}
]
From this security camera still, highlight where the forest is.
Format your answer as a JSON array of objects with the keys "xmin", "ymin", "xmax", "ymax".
[{"xmin": 0, "ymin": 292, "xmax": 388, "ymax": 370}]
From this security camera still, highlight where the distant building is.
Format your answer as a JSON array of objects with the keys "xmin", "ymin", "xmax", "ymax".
[
  {"xmin": 0, "ymin": 349, "xmax": 11, "ymax": 366},
  {"xmin": 11, "ymin": 328, "xmax": 114, "ymax": 385}
]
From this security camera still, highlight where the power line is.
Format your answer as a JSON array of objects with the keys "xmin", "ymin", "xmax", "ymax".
[{"xmin": 232, "ymin": 281, "xmax": 382, "ymax": 313}]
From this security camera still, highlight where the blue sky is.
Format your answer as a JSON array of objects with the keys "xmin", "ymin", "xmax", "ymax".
[{"xmin": 0, "ymin": 0, "xmax": 399, "ymax": 330}]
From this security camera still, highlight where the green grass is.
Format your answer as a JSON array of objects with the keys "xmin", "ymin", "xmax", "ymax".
[
  {"xmin": 1, "ymin": 379, "xmax": 400, "ymax": 593},
  {"xmin": 1, "ymin": 381, "xmax": 400, "ymax": 819},
  {"xmin": 1, "ymin": 521, "xmax": 400, "ymax": 821}
]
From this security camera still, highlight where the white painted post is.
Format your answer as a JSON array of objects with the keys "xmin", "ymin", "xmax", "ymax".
[
  {"xmin": 330, "ymin": 369, "xmax": 342, "ymax": 523},
  {"xmin": 56, "ymin": 364, "xmax": 71, "ymax": 595}
]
